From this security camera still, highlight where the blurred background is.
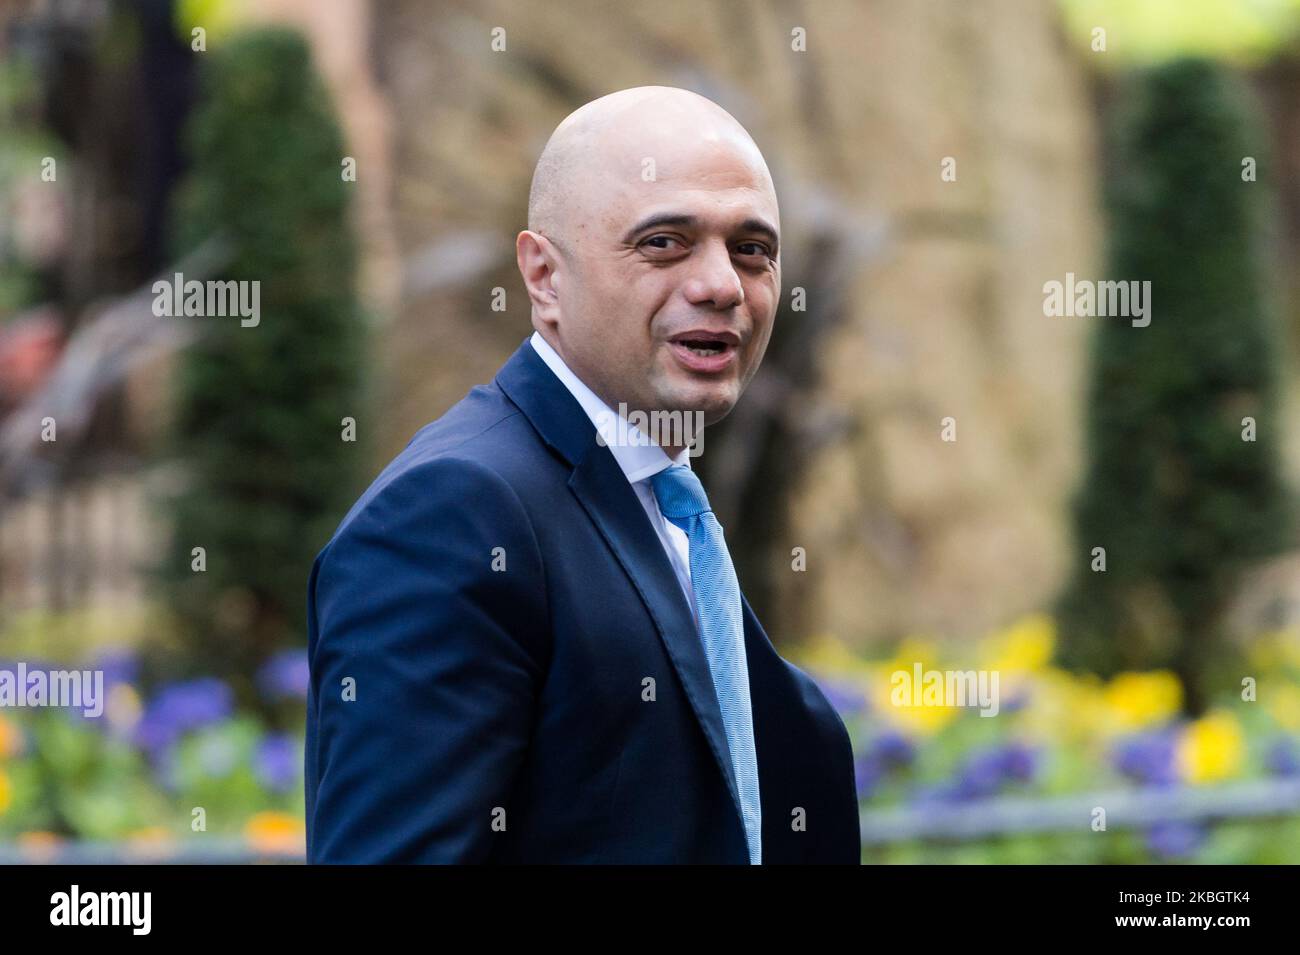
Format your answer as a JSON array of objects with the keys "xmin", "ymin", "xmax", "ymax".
[{"xmin": 1, "ymin": 0, "xmax": 1299, "ymax": 863}]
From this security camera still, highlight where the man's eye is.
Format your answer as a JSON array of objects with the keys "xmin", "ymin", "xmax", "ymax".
[
  {"xmin": 642, "ymin": 235, "xmax": 681, "ymax": 250},
  {"xmin": 736, "ymin": 242, "xmax": 772, "ymax": 258}
]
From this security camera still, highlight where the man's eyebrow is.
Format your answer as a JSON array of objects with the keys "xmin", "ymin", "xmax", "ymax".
[
  {"xmin": 622, "ymin": 213, "xmax": 697, "ymax": 243},
  {"xmin": 621, "ymin": 212, "xmax": 780, "ymax": 248},
  {"xmin": 738, "ymin": 217, "xmax": 780, "ymax": 249}
]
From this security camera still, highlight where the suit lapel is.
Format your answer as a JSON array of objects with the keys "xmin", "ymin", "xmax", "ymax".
[
  {"xmin": 496, "ymin": 337, "xmax": 745, "ymax": 826},
  {"xmin": 568, "ymin": 451, "xmax": 744, "ymax": 822}
]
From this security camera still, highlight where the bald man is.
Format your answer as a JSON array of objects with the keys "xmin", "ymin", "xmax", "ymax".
[{"xmin": 305, "ymin": 87, "xmax": 860, "ymax": 864}]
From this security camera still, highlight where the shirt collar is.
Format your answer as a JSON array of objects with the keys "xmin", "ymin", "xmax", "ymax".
[{"xmin": 529, "ymin": 331, "xmax": 691, "ymax": 484}]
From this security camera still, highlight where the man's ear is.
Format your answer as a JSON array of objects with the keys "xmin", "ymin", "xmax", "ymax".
[{"xmin": 516, "ymin": 231, "xmax": 562, "ymax": 325}]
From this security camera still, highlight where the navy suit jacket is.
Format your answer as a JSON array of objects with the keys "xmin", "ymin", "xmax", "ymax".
[{"xmin": 304, "ymin": 337, "xmax": 860, "ymax": 863}]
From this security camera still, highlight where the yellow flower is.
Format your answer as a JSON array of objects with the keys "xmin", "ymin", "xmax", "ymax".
[
  {"xmin": 1029, "ymin": 667, "xmax": 1110, "ymax": 740},
  {"xmin": 1103, "ymin": 671, "xmax": 1183, "ymax": 731},
  {"xmin": 981, "ymin": 614, "xmax": 1056, "ymax": 675},
  {"xmin": 245, "ymin": 811, "xmax": 305, "ymax": 854},
  {"xmin": 1178, "ymin": 711, "xmax": 1244, "ymax": 784},
  {"xmin": 0, "ymin": 769, "xmax": 10, "ymax": 814},
  {"xmin": 876, "ymin": 636, "xmax": 945, "ymax": 689},
  {"xmin": 872, "ymin": 662, "xmax": 960, "ymax": 736}
]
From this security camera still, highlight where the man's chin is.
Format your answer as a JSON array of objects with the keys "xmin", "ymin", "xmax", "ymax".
[{"xmin": 663, "ymin": 386, "xmax": 738, "ymax": 426}]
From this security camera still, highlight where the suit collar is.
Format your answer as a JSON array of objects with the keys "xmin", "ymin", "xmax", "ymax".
[
  {"xmin": 526, "ymin": 331, "xmax": 690, "ymax": 484},
  {"xmin": 495, "ymin": 336, "xmax": 599, "ymax": 470}
]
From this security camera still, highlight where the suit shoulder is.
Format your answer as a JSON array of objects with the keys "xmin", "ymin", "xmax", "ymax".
[
  {"xmin": 323, "ymin": 383, "xmax": 542, "ymax": 551},
  {"xmin": 785, "ymin": 658, "xmax": 855, "ymax": 742}
]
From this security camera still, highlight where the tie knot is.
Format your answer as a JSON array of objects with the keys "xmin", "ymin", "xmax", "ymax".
[{"xmin": 650, "ymin": 464, "xmax": 712, "ymax": 520}]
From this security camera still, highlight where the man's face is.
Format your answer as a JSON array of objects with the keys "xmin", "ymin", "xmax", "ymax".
[{"xmin": 539, "ymin": 125, "xmax": 781, "ymax": 428}]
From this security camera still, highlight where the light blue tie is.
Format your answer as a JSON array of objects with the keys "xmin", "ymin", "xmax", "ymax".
[{"xmin": 651, "ymin": 463, "xmax": 761, "ymax": 865}]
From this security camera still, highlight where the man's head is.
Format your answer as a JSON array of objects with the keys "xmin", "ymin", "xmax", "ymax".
[{"xmin": 516, "ymin": 86, "xmax": 780, "ymax": 444}]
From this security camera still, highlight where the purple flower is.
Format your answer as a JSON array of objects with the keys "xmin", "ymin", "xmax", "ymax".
[
  {"xmin": 855, "ymin": 751, "xmax": 885, "ymax": 798},
  {"xmin": 1001, "ymin": 687, "xmax": 1031, "ymax": 713},
  {"xmin": 997, "ymin": 740, "xmax": 1039, "ymax": 782},
  {"xmin": 1265, "ymin": 736, "xmax": 1300, "ymax": 777},
  {"xmin": 134, "ymin": 677, "xmax": 234, "ymax": 755},
  {"xmin": 256, "ymin": 649, "xmax": 309, "ymax": 702},
  {"xmin": 1144, "ymin": 820, "xmax": 1206, "ymax": 859},
  {"xmin": 952, "ymin": 749, "xmax": 1006, "ymax": 800},
  {"xmin": 255, "ymin": 733, "xmax": 299, "ymax": 792},
  {"xmin": 949, "ymin": 742, "xmax": 1040, "ymax": 801},
  {"xmin": 1112, "ymin": 729, "xmax": 1180, "ymax": 786},
  {"xmin": 93, "ymin": 648, "xmax": 139, "ymax": 690},
  {"xmin": 871, "ymin": 729, "xmax": 916, "ymax": 769}
]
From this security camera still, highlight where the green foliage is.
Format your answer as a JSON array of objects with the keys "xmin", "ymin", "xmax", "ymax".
[
  {"xmin": 0, "ymin": 62, "xmax": 62, "ymax": 318},
  {"xmin": 0, "ymin": 708, "xmax": 303, "ymax": 843},
  {"xmin": 15, "ymin": 712, "xmax": 169, "ymax": 839},
  {"xmin": 156, "ymin": 28, "xmax": 367, "ymax": 697},
  {"xmin": 1057, "ymin": 58, "xmax": 1291, "ymax": 712}
]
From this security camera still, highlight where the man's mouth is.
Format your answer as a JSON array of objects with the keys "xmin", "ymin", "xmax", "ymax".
[
  {"xmin": 666, "ymin": 330, "xmax": 740, "ymax": 373},
  {"xmin": 677, "ymin": 339, "xmax": 728, "ymax": 356}
]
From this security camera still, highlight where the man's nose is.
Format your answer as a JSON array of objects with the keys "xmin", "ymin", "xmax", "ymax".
[{"xmin": 681, "ymin": 239, "xmax": 744, "ymax": 310}]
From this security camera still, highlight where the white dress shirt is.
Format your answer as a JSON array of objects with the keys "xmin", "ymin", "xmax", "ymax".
[{"xmin": 529, "ymin": 331, "xmax": 700, "ymax": 629}]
